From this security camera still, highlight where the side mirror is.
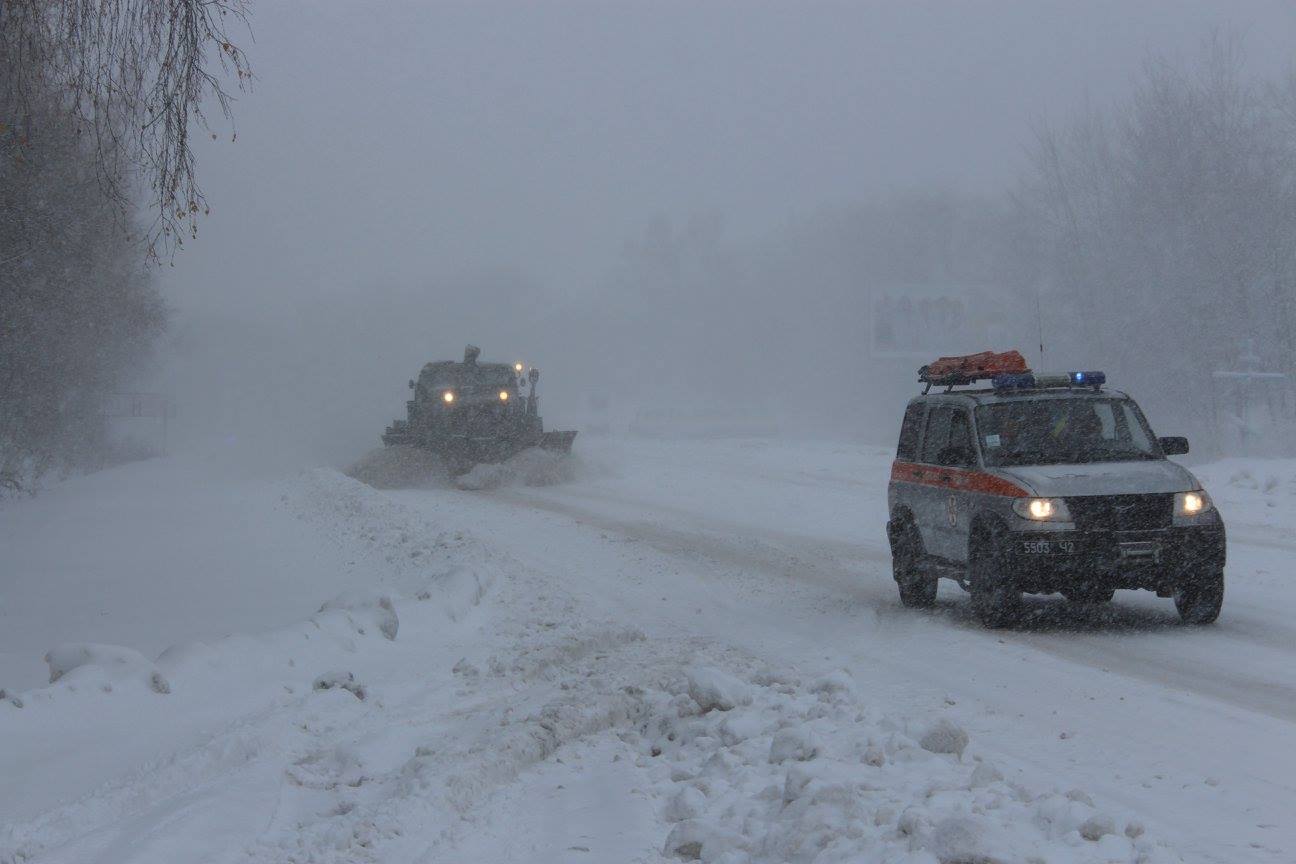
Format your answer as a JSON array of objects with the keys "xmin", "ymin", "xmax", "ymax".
[
  {"xmin": 1158, "ymin": 436, "xmax": 1189, "ymax": 456},
  {"xmin": 408, "ymin": 379, "xmax": 416, "ymax": 389}
]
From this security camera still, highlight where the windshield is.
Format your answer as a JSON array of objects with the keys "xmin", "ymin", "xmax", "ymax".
[{"xmin": 975, "ymin": 397, "xmax": 1160, "ymax": 466}]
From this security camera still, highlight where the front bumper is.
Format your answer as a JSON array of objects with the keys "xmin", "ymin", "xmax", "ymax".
[{"xmin": 1001, "ymin": 523, "xmax": 1226, "ymax": 595}]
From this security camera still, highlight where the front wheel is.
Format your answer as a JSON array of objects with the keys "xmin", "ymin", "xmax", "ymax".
[
  {"xmin": 969, "ymin": 528, "xmax": 1022, "ymax": 628},
  {"xmin": 891, "ymin": 521, "xmax": 937, "ymax": 608},
  {"xmin": 1174, "ymin": 568, "xmax": 1224, "ymax": 624}
]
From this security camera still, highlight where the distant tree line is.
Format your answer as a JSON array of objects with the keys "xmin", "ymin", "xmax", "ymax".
[
  {"xmin": 1, "ymin": 1, "xmax": 250, "ymax": 494},
  {"xmin": 589, "ymin": 33, "xmax": 1295, "ymax": 448},
  {"xmin": 1017, "ymin": 33, "xmax": 1296, "ymax": 442}
]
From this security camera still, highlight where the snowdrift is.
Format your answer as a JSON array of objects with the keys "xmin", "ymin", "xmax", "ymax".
[{"xmin": 346, "ymin": 444, "xmax": 578, "ymax": 491}]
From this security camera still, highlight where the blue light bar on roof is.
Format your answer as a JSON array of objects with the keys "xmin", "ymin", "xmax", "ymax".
[
  {"xmin": 1070, "ymin": 371, "xmax": 1106, "ymax": 389},
  {"xmin": 992, "ymin": 373, "xmax": 1036, "ymax": 391}
]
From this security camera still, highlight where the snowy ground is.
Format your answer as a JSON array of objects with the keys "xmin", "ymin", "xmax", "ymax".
[{"xmin": 2, "ymin": 437, "xmax": 1294, "ymax": 863}]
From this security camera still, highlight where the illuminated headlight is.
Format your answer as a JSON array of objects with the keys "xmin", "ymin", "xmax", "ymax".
[
  {"xmin": 1176, "ymin": 490, "xmax": 1212, "ymax": 516},
  {"xmin": 499, "ymin": 390, "xmax": 509, "ymax": 401},
  {"xmin": 442, "ymin": 391, "xmax": 455, "ymax": 404},
  {"xmin": 514, "ymin": 362, "xmax": 525, "ymax": 373},
  {"xmin": 1012, "ymin": 497, "xmax": 1072, "ymax": 522}
]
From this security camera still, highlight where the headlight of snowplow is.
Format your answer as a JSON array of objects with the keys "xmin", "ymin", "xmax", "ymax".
[
  {"xmin": 1012, "ymin": 497, "xmax": 1072, "ymax": 522},
  {"xmin": 1175, "ymin": 490, "xmax": 1212, "ymax": 516},
  {"xmin": 499, "ymin": 390, "xmax": 509, "ymax": 401},
  {"xmin": 442, "ymin": 391, "xmax": 455, "ymax": 404}
]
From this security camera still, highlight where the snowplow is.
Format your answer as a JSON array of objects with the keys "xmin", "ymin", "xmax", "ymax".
[{"xmin": 382, "ymin": 346, "xmax": 577, "ymax": 474}]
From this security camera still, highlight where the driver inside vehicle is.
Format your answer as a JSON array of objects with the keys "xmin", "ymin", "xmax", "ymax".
[{"xmin": 1056, "ymin": 405, "xmax": 1104, "ymax": 451}]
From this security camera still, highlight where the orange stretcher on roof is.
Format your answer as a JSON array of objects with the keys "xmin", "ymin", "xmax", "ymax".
[{"xmin": 917, "ymin": 350, "xmax": 1030, "ymax": 388}]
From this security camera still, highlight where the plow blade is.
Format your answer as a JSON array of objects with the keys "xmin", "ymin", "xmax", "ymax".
[{"xmin": 539, "ymin": 430, "xmax": 578, "ymax": 453}]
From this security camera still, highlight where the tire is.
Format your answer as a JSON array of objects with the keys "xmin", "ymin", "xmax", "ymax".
[
  {"xmin": 891, "ymin": 520, "xmax": 938, "ymax": 608},
  {"xmin": 1062, "ymin": 586, "xmax": 1115, "ymax": 605},
  {"xmin": 969, "ymin": 526, "xmax": 1022, "ymax": 628},
  {"xmin": 1174, "ymin": 568, "xmax": 1224, "ymax": 625}
]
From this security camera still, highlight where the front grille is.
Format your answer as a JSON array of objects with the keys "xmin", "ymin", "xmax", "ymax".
[
  {"xmin": 449, "ymin": 405, "xmax": 511, "ymax": 435},
  {"xmin": 1065, "ymin": 494, "xmax": 1173, "ymax": 531}
]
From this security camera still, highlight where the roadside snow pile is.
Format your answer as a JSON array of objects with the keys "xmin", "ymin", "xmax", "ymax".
[
  {"xmin": 313, "ymin": 670, "xmax": 367, "ymax": 700},
  {"xmin": 1195, "ymin": 458, "xmax": 1296, "ymax": 531},
  {"xmin": 43, "ymin": 643, "xmax": 170, "ymax": 695},
  {"xmin": 346, "ymin": 444, "xmax": 578, "ymax": 491},
  {"xmin": 286, "ymin": 468, "xmax": 494, "ymax": 613},
  {"xmin": 315, "ymin": 592, "xmax": 399, "ymax": 641},
  {"xmin": 454, "ymin": 447, "xmax": 578, "ymax": 490},
  {"xmin": 345, "ymin": 445, "xmax": 449, "ymax": 489},
  {"xmin": 687, "ymin": 666, "xmax": 753, "ymax": 712},
  {"xmin": 642, "ymin": 667, "xmax": 1179, "ymax": 864}
]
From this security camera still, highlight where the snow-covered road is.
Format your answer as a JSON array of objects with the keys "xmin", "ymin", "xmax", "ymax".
[
  {"xmin": 2, "ymin": 437, "xmax": 1293, "ymax": 863},
  {"xmin": 401, "ymin": 438, "xmax": 1296, "ymax": 863}
]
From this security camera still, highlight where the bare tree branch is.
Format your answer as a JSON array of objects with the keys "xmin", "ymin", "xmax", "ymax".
[{"xmin": 0, "ymin": 0, "xmax": 253, "ymax": 260}]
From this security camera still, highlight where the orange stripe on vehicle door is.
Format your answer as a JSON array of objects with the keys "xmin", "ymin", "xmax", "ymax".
[{"xmin": 891, "ymin": 461, "xmax": 1027, "ymax": 497}]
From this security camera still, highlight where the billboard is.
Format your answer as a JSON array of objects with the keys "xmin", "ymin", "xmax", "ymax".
[{"xmin": 868, "ymin": 285, "xmax": 1020, "ymax": 361}]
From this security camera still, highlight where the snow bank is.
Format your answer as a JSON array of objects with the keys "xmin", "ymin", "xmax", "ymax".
[
  {"xmin": 918, "ymin": 717, "xmax": 969, "ymax": 759},
  {"xmin": 453, "ymin": 447, "xmax": 578, "ymax": 491},
  {"xmin": 44, "ymin": 643, "xmax": 170, "ymax": 695},
  {"xmin": 346, "ymin": 444, "xmax": 579, "ymax": 492},
  {"xmin": 286, "ymin": 468, "xmax": 495, "ymax": 614},
  {"xmin": 642, "ymin": 666, "xmax": 1180, "ymax": 864},
  {"xmin": 686, "ymin": 666, "xmax": 752, "ymax": 713},
  {"xmin": 1194, "ymin": 457, "xmax": 1296, "ymax": 533},
  {"xmin": 345, "ymin": 445, "xmax": 450, "ymax": 489},
  {"xmin": 315, "ymin": 592, "xmax": 399, "ymax": 641},
  {"xmin": 312, "ymin": 670, "xmax": 367, "ymax": 701}
]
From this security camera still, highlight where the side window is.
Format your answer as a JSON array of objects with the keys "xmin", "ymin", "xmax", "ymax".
[
  {"xmin": 1119, "ymin": 402, "xmax": 1154, "ymax": 451},
  {"xmin": 1093, "ymin": 402, "xmax": 1117, "ymax": 439},
  {"xmin": 947, "ymin": 410, "xmax": 975, "ymax": 465},
  {"xmin": 921, "ymin": 407, "xmax": 953, "ymax": 464},
  {"xmin": 897, "ymin": 403, "xmax": 925, "ymax": 461}
]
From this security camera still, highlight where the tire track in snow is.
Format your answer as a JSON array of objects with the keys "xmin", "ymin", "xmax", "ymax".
[{"xmin": 493, "ymin": 484, "xmax": 1296, "ymax": 724}]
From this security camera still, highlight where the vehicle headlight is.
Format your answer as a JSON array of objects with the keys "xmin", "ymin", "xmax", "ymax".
[
  {"xmin": 499, "ymin": 390, "xmax": 509, "ymax": 401},
  {"xmin": 1176, "ymin": 490, "xmax": 1212, "ymax": 516},
  {"xmin": 442, "ymin": 391, "xmax": 455, "ymax": 404},
  {"xmin": 1013, "ymin": 497, "xmax": 1072, "ymax": 522}
]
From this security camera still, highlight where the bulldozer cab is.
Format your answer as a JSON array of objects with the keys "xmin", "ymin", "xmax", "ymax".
[{"xmin": 417, "ymin": 361, "xmax": 519, "ymax": 405}]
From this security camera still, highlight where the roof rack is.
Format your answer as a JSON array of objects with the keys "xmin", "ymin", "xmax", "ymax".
[{"xmin": 917, "ymin": 350, "xmax": 1030, "ymax": 394}]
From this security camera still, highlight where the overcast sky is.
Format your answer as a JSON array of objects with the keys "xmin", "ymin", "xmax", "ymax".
[
  {"xmin": 155, "ymin": 1, "xmax": 1296, "ymax": 460},
  {"xmin": 167, "ymin": 0, "xmax": 1296, "ymax": 306}
]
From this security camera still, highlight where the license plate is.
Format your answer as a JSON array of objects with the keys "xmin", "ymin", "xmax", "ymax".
[{"xmin": 1023, "ymin": 539, "xmax": 1076, "ymax": 555}]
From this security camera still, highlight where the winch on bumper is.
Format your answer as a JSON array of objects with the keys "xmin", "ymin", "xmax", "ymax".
[{"xmin": 1002, "ymin": 498, "xmax": 1225, "ymax": 596}]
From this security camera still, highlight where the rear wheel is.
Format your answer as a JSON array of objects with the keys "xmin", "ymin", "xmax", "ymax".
[
  {"xmin": 1174, "ymin": 568, "xmax": 1224, "ymax": 624},
  {"xmin": 969, "ymin": 526, "xmax": 1022, "ymax": 628},
  {"xmin": 1062, "ymin": 586, "xmax": 1115, "ymax": 604},
  {"xmin": 891, "ymin": 520, "xmax": 937, "ymax": 608}
]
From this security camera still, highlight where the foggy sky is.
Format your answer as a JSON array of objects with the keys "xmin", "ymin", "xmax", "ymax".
[{"xmin": 155, "ymin": 1, "xmax": 1296, "ymax": 463}]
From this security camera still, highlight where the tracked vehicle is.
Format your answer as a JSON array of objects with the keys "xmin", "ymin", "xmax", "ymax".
[{"xmin": 382, "ymin": 345, "xmax": 577, "ymax": 474}]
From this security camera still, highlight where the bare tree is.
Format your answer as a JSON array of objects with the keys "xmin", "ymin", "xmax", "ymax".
[
  {"xmin": 1015, "ymin": 32, "xmax": 1296, "ymax": 445},
  {"xmin": 0, "ymin": 0, "xmax": 252, "ymax": 259}
]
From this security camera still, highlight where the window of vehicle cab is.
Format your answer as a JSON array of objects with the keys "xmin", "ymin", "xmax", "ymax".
[{"xmin": 976, "ymin": 397, "xmax": 1158, "ymax": 466}]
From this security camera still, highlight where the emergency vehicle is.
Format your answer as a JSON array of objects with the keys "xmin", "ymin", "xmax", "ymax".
[{"xmin": 886, "ymin": 351, "xmax": 1226, "ymax": 627}]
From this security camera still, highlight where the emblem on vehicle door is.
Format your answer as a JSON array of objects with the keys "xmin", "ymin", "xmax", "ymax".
[{"xmin": 946, "ymin": 495, "xmax": 958, "ymax": 528}]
